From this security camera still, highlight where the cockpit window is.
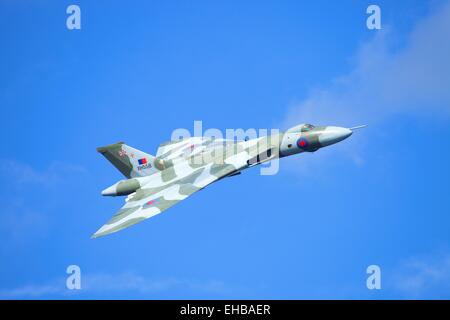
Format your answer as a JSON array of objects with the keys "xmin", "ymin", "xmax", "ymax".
[{"xmin": 301, "ymin": 124, "xmax": 315, "ymax": 132}]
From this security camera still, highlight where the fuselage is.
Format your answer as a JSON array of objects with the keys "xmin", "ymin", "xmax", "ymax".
[
  {"xmin": 95, "ymin": 123, "xmax": 362, "ymax": 238},
  {"xmin": 101, "ymin": 123, "xmax": 356, "ymax": 197}
]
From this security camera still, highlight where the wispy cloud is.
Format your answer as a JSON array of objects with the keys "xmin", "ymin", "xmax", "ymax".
[
  {"xmin": 0, "ymin": 283, "xmax": 63, "ymax": 299},
  {"xmin": 393, "ymin": 252, "xmax": 450, "ymax": 299},
  {"xmin": 283, "ymin": 0, "xmax": 450, "ymax": 127},
  {"xmin": 0, "ymin": 160, "xmax": 87, "ymax": 244},
  {"xmin": 0, "ymin": 159, "xmax": 86, "ymax": 186},
  {"xmin": 280, "ymin": 1, "xmax": 450, "ymax": 175},
  {"xmin": 81, "ymin": 272, "xmax": 233, "ymax": 296},
  {"xmin": 0, "ymin": 202, "xmax": 48, "ymax": 243},
  {"xmin": 0, "ymin": 272, "xmax": 237, "ymax": 299}
]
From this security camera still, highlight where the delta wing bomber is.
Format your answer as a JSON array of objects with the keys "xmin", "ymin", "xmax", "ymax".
[{"xmin": 93, "ymin": 123, "xmax": 366, "ymax": 238}]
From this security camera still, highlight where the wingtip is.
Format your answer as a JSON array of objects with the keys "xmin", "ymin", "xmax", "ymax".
[
  {"xmin": 91, "ymin": 232, "xmax": 100, "ymax": 239},
  {"xmin": 91, "ymin": 227, "xmax": 106, "ymax": 239},
  {"xmin": 91, "ymin": 223, "xmax": 118, "ymax": 239}
]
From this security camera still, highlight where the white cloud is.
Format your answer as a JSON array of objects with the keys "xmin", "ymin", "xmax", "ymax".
[
  {"xmin": 82, "ymin": 272, "xmax": 232, "ymax": 295},
  {"xmin": 0, "ymin": 159, "xmax": 86, "ymax": 186},
  {"xmin": 0, "ymin": 202, "xmax": 48, "ymax": 243},
  {"xmin": 279, "ymin": 1, "xmax": 450, "ymax": 176},
  {"xmin": 0, "ymin": 272, "xmax": 235, "ymax": 299},
  {"xmin": 0, "ymin": 160, "xmax": 87, "ymax": 244},
  {"xmin": 393, "ymin": 252, "xmax": 450, "ymax": 298},
  {"xmin": 283, "ymin": 0, "xmax": 450, "ymax": 128},
  {"xmin": 0, "ymin": 283, "xmax": 63, "ymax": 298}
]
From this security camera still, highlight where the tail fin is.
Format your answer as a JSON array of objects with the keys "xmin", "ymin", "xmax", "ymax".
[{"xmin": 96, "ymin": 142, "xmax": 159, "ymax": 178}]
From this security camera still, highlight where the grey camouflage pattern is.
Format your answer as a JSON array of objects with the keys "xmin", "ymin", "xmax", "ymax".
[{"xmin": 94, "ymin": 123, "xmax": 358, "ymax": 238}]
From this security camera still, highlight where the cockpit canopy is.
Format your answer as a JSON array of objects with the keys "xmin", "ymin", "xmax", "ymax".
[
  {"xmin": 286, "ymin": 123, "xmax": 315, "ymax": 133},
  {"xmin": 301, "ymin": 124, "xmax": 315, "ymax": 132}
]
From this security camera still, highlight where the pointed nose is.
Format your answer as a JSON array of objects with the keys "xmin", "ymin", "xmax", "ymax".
[
  {"xmin": 101, "ymin": 184, "xmax": 116, "ymax": 196},
  {"xmin": 318, "ymin": 126, "xmax": 352, "ymax": 147}
]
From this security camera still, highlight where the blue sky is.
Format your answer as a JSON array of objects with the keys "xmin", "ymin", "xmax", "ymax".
[{"xmin": 1, "ymin": 0, "xmax": 450, "ymax": 299}]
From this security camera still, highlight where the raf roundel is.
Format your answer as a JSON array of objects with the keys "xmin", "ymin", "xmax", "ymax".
[{"xmin": 296, "ymin": 137, "xmax": 309, "ymax": 149}]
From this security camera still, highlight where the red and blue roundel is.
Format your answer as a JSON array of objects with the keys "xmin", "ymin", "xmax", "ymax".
[{"xmin": 296, "ymin": 137, "xmax": 309, "ymax": 149}]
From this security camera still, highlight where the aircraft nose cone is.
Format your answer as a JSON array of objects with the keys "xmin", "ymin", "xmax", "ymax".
[
  {"xmin": 318, "ymin": 126, "xmax": 352, "ymax": 147},
  {"xmin": 101, "ymin": 185, "xmax": 116, "ymax": 196}
]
